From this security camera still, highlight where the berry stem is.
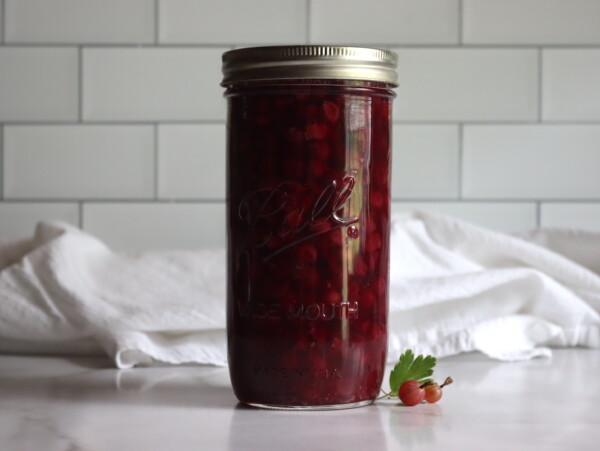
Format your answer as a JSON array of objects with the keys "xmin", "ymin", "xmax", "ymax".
[
  {"xmin": 440, "ymin": 376, "xmax": 453, "ymax": 388},
  {"xmin": 376, "ymin": 390, "xmax": 394, "ymax": 400}
]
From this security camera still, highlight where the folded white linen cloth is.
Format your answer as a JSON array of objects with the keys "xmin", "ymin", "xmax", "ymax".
[{"xmin": 1, "ymin": 212, "xmax": 599, "ymax": 368}]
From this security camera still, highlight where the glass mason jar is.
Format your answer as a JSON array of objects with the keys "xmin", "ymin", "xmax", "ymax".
[{"xmin": 221, "ymin": 46, "xmax": 398, "ymax": 410}]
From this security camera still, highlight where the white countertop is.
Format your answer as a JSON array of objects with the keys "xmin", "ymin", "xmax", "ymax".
[{"xmin": 1, "ymin": 349, "xmax": 598, "ymax": 451}]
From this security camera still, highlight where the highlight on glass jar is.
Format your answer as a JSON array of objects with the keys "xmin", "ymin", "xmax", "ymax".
[{"xmin": 221, "ymin": 46, "xmax": 398, "ymax": 410}]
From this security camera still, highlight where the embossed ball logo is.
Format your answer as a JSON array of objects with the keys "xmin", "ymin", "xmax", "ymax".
[{"xmin": 238, "ymin": 176, "xmax": 359, "ymax": 262}]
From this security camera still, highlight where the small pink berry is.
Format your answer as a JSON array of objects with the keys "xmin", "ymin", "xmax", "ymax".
[
  {"xmin": 370, "ymin": 191, "xmax": 385, "ymax": 209},
  {"xmin": 305, "ymin": 122, "xmax": 328, "ymax": 140},
  {"xmin": 365, "ymin": 233, "xmax": 382, "ymax": 252},
  {"xmin": 361, "ymin": 289, "xmax": 376, "ymax": 307},
  {"xmin": 298, "ymin": 243, "xmax": 318, "ymax": 263},
  {"xmin": 304, "ymin": 104, "xmax": 318, "ymax": 121},
  {"xmin": 297, "ymin": 267, "xmax": 319, "ymax": 287},
  {"xmin": 367, "ymin": 218, "xmax": 378, "ymax": 234},
  {"xmin": 325, "ymin": 289, "xmax": 341, "ymax": 304},
  {"xmin": 398, "ymin": 380, "xmax": 425, "ymax": 406},
  {"xmin": 322, "ymin": 101, "xmax": 340, "ymax": 123},
  {"xmin": 353, "ymin": 256, "xmax": 368, "ymax": 277},
  {"xmin": 347, "ymin": 225, "xmax": 359, "ymax": 239},
  {"xmin": 310, "ymin": 160, "xmax": 327, "ymax": 178},
  {"xmin": 285, "ymin": 210, "xmax": 304, "ymax": 228},
  {"xmin": 330, "ymin": 230, "xmax": 343, "ymax": 246}
]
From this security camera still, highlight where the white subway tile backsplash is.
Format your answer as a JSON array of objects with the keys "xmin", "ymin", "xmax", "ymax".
[
  {"xmin": 393, "ymin": 49, "xmax": 538, "ymax": 121},
  {"xmin": 159, "ymin": 0, "xmax": 306, "ymax": 44},
  {"xmin": 0, "ymin": 126, "xmax": 3, "ymax": 198},
  {"xmin": 311, "ymin": 0, "xmax": 459, "ymax": 44},
  {"xmin": 0, "ymin": 125, "xmax": 3, "ymax": 198},
  {"xmin": 463, "ymin": 0, "xmax": 600, "ymax": 44},
  {"xmin": 83, "ymin": 48, "xmax": 226, "ymax": 121},
  {"xmin": 392, "ymin": 202, "xmax": 537, "ymax": 232},
  {"xmin": 543, "ymin": 49, "xmax": 600, "ymax": 121},
  {"xmin": 0, "ymin": 0, "xmax": 598, "ymax": 247},
  {"xmin": 463, "ymin": 126, "xmax": 600, "ymax": 199},
  {"xmin": 541, "ymin": 203, "xmax": 600, "ymax": 231},
  {"xmin": 3, "ymin": 126, "xmax": 154, "ymax": 199},
  {"xmin": 0, "ymin": 1, "xmax": 4, "ymax": 44},
  {"xmin": 5, "ymin": 0, "xmax": 154, "ymax": 44},
  {"xmin": 158, "ymin": 124, "xmax": 226, "ymax": 200},
  {"xmin": 0, "ymin": 202, "xmax": 79, "ymax": 240},
  {"xmin": 392, "ymin": 125, "xmax": 459, "ymax": 199},
  {"xmin": 83, "ymin": 203, "xmax": 226, "ymax": 251},
  {"xmin": 0, "ymin": 48, "xmax": 78, "ymax": 121}
]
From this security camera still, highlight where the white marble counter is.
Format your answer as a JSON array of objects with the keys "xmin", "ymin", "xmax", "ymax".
[{"xmin": 1, "ymin": 350, "xmax": 598, "ymax": 451}]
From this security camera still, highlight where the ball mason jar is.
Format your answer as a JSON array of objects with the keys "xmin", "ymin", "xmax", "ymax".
[{"xmin": 221, "ymin": 46, "xmax": 398, "ymax": 410}]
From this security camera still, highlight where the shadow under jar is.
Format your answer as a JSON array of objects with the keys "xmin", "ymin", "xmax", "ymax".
[{"xmin": 221, "ymin": 46, "xmax": 398, "ymax": 410}]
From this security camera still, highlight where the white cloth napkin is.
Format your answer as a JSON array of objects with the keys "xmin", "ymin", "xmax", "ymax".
[{"xmin": 1, "ymin": 212, "xmax": 599, "ymax": 368}]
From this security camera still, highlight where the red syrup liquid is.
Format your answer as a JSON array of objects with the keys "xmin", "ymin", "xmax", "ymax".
[{"xmin": 225, "ymin": 80, "xmax": 393, "ymax": 408}]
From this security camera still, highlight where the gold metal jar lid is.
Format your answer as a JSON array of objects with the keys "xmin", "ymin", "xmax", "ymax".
[{"xmin": 221, "ymin": 45, "xmax": 398, "ymax": 86}]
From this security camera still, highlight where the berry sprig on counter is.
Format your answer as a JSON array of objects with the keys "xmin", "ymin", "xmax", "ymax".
[{"xmin": 379, "ymin": 349, "xmax": 453, "ymax": 406}]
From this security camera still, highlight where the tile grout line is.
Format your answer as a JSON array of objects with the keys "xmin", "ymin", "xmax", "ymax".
[
  {"xmin": 0, "ymin": 124, "xmax": 3, "ymax": 200},
  {"xmin": 154, "ymin": 0, "xmax": 159, "ymax": 45},
  {"xmin": 0, "ymin": 42, "xmax": 236, "ymax": 48},
  {"xmin": 0, "ymin": 120, "xmax": 229, "ymax": 126},
  {"xmin": 393, "ymin": 120, "xmax": 600, "ymax": 125},
  {"xmin": 538, "ymin": 48, "xmax": 543, "ymax": 122},
  {"xmin": 458, "ymin": 123, "xmax": 464, "ymax": 199},
  {"xmin": 458, "ymin": 0, "xmax": 463, "ymax": 45},
  {"xmin": 1, "ymin": 198, "xmax": 599, "ymax": 204},
  {"xmin": 2, "ymin": 119, "xmax": 600, "ymax": 126},
  {"xmin": 1, "ymin": 0, "xmax": 5, "ymax": 44},
  {"xmin": 154, "ymin": 124, "xmax": 159, "ymax": 200},
  {"xmin": 1, "ymin": 0, "xmax": 4, "ymax": 44},
  {"xmin": 78, "ymin": 46, "xmax": 83, "ymax": 122},
  {"xmin": 0, "ymin": 42, "xmax": 599, "ymax": 49},
  {"xmin": 394, "ymin": 199, "xmax": 600, "ymax": 203},
  {"xmin": 2, "ymin": 199, "xmax": 230, "ymax": 204},
  {"xmin": 78, "ymin": 201, "xmax": 83, "ymax": 229},
  {"xmin": 306, "ymin": 0, "xmax": 311, "ymax": 43}
]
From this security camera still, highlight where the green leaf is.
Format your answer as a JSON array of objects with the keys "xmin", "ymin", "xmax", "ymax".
[{"xmin": 388, "ymin": 349, "xmax": 436, "ymax": 395}]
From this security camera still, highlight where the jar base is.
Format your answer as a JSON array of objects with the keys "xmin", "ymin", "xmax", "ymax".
[{"xmin": 245, "ymin": 399, "xmax": 374, "ymax": 411}]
